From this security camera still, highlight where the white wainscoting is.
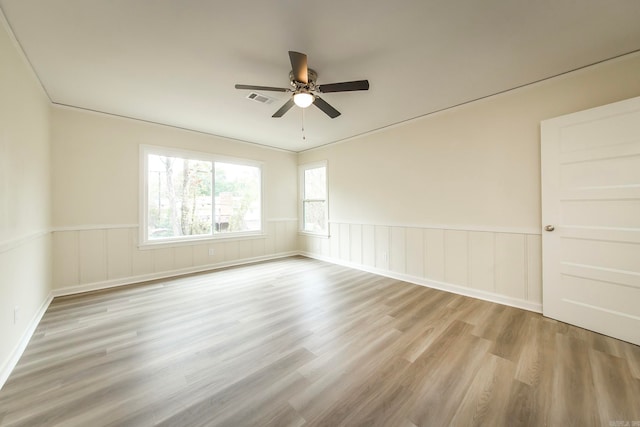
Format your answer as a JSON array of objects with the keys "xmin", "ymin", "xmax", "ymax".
[
  {"xmin": 0, "ymin": 231, "xmax": 52, "ymax": 390},
  {"xmin": 52, "ymin": 219, "xmax": 299, "ymax": 295},
  {"xmin": 300, "ymin": 222, "xmax": 542, "ymax": 312}
]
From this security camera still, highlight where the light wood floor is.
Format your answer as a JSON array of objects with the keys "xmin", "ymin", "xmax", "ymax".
[{"xmin": 1, "ymin": 256, "xmax": 639, "ymax": 426}]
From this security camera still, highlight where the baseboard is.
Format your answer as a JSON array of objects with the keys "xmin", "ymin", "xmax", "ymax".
[
  {"xmin": 52, "ymin": 251, "xmax": 299, "ymax": 297},
  {"xmin": 300, "ymin": 252, "xmax": 543, "ymax": 314},
  {"xmin": 0, "ymin": 292, "xmax": 53, "ymax": 391}
]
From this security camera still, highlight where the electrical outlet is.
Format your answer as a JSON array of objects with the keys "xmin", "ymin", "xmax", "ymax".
[
  {"xmin": 208, "ymin": 248, "xmax": 215, "ymax": 256},
  {"xmin": 14, "ymin": 306, "xmax": 20, "ymax": 325}
]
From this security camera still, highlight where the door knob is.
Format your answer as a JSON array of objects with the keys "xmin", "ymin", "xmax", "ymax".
[{"xmin": 544, "ymin": 225, "xmax": 555, "ymax": 232}]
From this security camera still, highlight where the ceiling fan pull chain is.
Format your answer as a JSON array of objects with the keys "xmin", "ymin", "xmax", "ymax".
[{"xmin": 302, "ymin": 108, "xmax": 306, "ymax": 141}]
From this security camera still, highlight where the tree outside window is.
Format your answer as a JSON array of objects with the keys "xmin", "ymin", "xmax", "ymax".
[{"xmin": 144, "ymin": 149, "xmax": 261, "ymax": 243}]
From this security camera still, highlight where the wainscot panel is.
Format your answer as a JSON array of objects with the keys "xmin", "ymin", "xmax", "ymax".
[
  {"xmin": 52, "ymin": 219, "xmax": 298, "ymax": 293},
  {"xmin": 301, "ymin": 222, "xmax": 542, "ymax": 312}
]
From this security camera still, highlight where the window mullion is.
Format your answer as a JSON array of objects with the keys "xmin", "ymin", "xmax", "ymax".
[
  {"xmin": 300, "ymin": 162, "xmax": 328, "ymax": 235},
  {"xmin": 211, "ymin": 161, "xmax": 216, "ymax": 235}
]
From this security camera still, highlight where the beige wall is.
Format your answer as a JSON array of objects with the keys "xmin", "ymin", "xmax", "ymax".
[
  {"xmin": 299, "ymin": 53, "xmax": 640, "ymax": 230},
  {"xmin": 299, "ymin": 53, "xmax": 640, "ymax": 311},
  {"xmin": 50, "ymin": 107, "xmax": 299, "ymax": 292},
  {"xmin": 51, "ymin": 107, "xmax": 298, "ymax": 226},
  {"xmin": 0, "ymin": 14, "xmax": 52, "ymax": 378}
]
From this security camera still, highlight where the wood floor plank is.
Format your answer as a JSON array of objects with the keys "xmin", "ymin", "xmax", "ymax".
[
  {"xmin": 588, "ymin": 349, "xmax": 640, "ymax": 423},
  {"xmin": 549, "ymin": 334, "xmax": 599, "ymax": 426},
  {"xmin": 289, "ymin": 327, "xmax": 404, "ymax": 422},
  {"xmin": 502, "ymin": 379, "xmax": 537, "ymax": 427},
  {"xmin": 305, "ymin": 357, "xmax": 414, "ymax": 427},
  {"xmin": 449, "ymin": 353, "xmax": 516, "ymax": 427},
  {"xmin": 157, "ymin": 348, "xmax": 315, "ymax": 427},
  {"xmin": 624, "ymin": 344, "xmax": 640, "ymax": 379},
  {"xmin": 406, "ymin": 321, "xmax": 493, "ymax": 426},
  {"xmin": 1, "ymin": 256, "xmax": 639, "ymax": 426}
]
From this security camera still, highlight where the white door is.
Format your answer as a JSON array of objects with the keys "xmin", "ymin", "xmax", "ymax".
[{"xmin": 541, "ymin": 96, "xmax": 640, "ymax": 346}]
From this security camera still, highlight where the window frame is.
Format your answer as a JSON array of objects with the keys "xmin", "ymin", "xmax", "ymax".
[
  {"xmin": 139, "ymin": 144, "xmax": 264, "ymax": 248},
  {"xmin": 299, "ymin": 160, "xmax": 329, "ymax": 237}
]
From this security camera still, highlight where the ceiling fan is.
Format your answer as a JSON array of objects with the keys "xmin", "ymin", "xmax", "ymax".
[{"xmin": 235, "ymin": 51, "xmax": 369, "ymax": 119}]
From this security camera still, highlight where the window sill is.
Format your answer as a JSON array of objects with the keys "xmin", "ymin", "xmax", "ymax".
[
  {"xmin": 298, "ymin": 231, "xmax": 330, "ymax": 239},
  {"xmin": 139, "ymin": 232, "xmax": 267, "ymax": 250}
]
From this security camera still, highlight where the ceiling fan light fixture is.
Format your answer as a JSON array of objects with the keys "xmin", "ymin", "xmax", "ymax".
[{"xmin": 293, "ymin": 92, "xmax": 315, "ymax": 108}]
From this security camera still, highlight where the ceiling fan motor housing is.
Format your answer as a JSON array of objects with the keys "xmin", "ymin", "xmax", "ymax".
[{"xmin": 290, "ymin": 69, "xmax": 318, "ymax": 92}]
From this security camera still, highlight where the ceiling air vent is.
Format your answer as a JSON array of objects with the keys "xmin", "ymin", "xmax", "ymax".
[{"xmin": 246, "ymin": 92, "xmax": 274, "ymax": 104}]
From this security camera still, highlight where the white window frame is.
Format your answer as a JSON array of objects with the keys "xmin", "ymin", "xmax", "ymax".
[
  {"xmin": 139, "ymin": 145, "xmax": 264, "ymax": 248},
  {"xmin": 299, "ymin": 160, "xmax": 329, "ymax": 237}
]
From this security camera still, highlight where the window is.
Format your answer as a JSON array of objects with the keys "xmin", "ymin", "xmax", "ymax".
[
  {"xmin": 142, "ymin": 146, "xmax": 262, "ymax": 245},
  {"xmin": 300, "ymin": 161, "xmax": 328, "ymax": 235}
]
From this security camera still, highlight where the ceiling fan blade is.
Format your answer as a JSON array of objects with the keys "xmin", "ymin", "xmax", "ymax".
[
  {"xmin": 272, "ymin": 98, "xmax": 295, "ymax": 118},
  {"xmin": 313, "ymin": 96, "xmax": 341, "ymax": 119},
  {"xmin": 318, "ymin": 80, "xmax": 370, "ymax": 93},
  {"xmin": 235, "ymin": 84, "xmax": 289, "ymax": 92},
  {"xmin": 289, "ymin": 51, "xmax": 308, "ymax": 84}
]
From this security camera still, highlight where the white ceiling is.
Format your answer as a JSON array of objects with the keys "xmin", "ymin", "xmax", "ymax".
[{"xmin": 2, "ymin": 1, "xmax": 640, "ymax": 152}]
